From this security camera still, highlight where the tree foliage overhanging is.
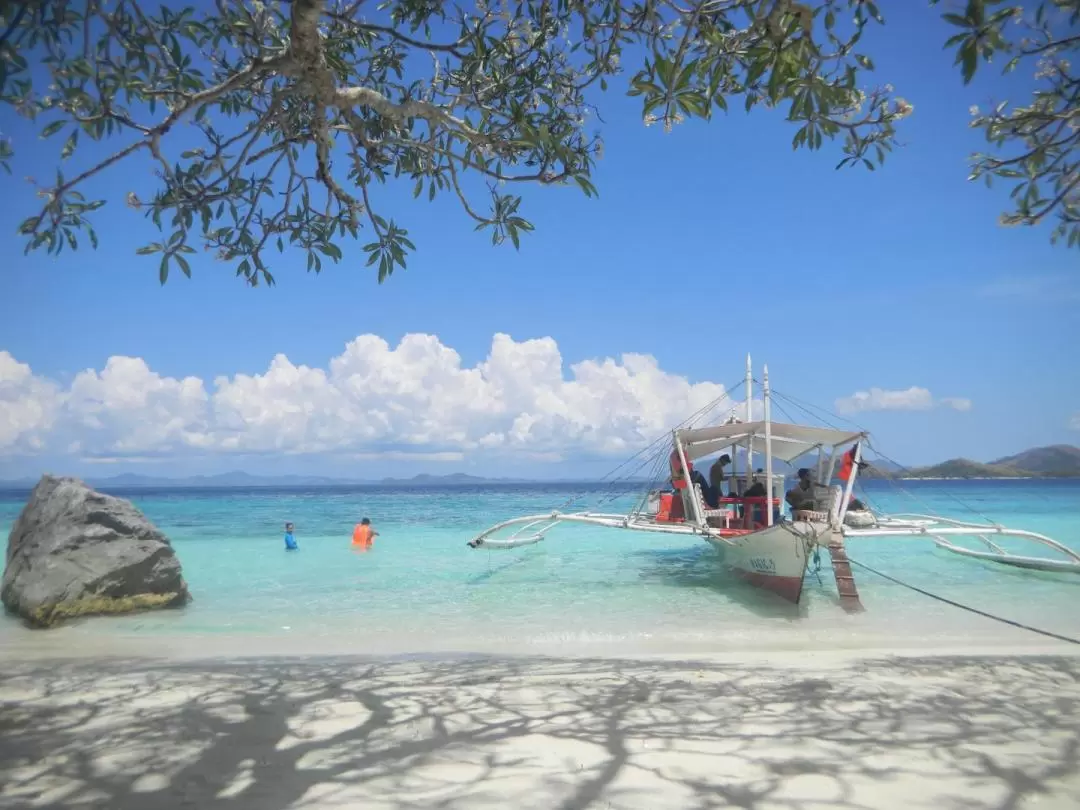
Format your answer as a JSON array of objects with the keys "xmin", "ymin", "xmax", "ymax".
[{"xmin": 0, "ymin": 0, "xmax": 1076, "ymax": 286}]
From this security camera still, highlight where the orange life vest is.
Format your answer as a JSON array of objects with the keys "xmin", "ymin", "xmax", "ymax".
[
  {"xmin": 669, "ymin": 448, "xmax": 693, "ymax": 490},
  {"xmin": 352, "ymin": 524, "xmax": 373, "ymax": 546}
]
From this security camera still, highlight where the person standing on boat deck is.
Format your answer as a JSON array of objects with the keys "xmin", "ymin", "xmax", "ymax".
[{"xmin": 709, "ymin": 454, "xmax": 732, "ymax": 502}]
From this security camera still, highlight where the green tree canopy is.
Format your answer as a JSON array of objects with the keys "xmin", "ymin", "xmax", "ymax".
[
  {"xmin": 933, "ymin": 0, "xmax": 1078, "ymax": 246},
  {"xmin": 0, "ymin": 0, "xmax": 1075, "ymax": 286}
]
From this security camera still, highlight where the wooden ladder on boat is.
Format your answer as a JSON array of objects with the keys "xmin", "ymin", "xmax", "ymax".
[{"xmin": 826, "ymin": 531, "xmax": 864, "ymax": 613}]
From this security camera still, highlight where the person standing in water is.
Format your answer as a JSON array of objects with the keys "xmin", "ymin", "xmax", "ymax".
[
  {"xmin": 284, "ymin": 522, "xmax": 298, "ymax": 551},
  {"xmin": 352, "ymin": 517, "xmax": 378, "ymax": 549}
]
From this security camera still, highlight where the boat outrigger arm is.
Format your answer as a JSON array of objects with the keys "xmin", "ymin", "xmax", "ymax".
[
  {"xmin": 843, "ymin": 516, "xmax": 1080, "ymax": 573},
  {"xmin": 466, "ymin": 358, "xmax": 1080, "ymax": 607}
]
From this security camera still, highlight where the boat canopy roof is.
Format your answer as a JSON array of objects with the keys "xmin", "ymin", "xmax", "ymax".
[{"xmin": 676, "ymin": 421, "xmax": 866, "ymax": 463}]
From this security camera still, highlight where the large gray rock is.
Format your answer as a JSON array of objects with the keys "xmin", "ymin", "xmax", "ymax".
[{"xmin": 2, "ymin": 475, "xmax": 190, "ymax": 628}]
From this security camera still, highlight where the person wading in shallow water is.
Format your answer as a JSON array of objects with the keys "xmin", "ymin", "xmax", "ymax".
[
  {"xmin": 284, "ymin": 522, "xmax": 298, "ymax": 551},
  {"xmin": 352, "ymin": 517, "xmax": 379, "ymax": 550}
]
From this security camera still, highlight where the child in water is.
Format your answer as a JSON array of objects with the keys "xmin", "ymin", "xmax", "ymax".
[
  {"xmin": 284, "ymin": 522, "xmax": 298, "ymax": 551},
  {"xmin": 351, "ymin": 517, "xmax": 378, "ymax": 549}
]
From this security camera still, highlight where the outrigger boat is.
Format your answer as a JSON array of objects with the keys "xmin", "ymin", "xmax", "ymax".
[{"xmin": 467, "ymin": 357, "xmax": 1080, "ymax": 610}]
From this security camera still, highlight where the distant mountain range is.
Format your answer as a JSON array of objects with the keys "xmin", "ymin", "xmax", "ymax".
[
  {"xmin": 372, "ymin": 472, "xmax": 535, "ymax": 486},
  {"xmin": 0, "ymin": 471, "xmax": 546, "ymax": 490},
  {"xmin": 876, "ymin": 445, "xmax": 1080, "ymax": 479},
  {"xmin": 1, "ymin": 445, "xmax": 1077, "ymax": 489}
]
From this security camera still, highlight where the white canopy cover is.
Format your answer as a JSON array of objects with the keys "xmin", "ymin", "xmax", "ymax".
[{"xmin": 676, "ymin": 421, "xmax": 866, "ymax": 463}]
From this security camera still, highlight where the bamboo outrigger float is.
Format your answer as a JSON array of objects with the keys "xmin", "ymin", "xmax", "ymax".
[{"xmin": 467, "ymin": 357, "xmax": 1080, "ymax": 606}]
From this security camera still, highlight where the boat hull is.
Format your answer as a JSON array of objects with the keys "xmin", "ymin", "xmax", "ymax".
[{"xmin": 704, "ymin": 522, "xmax": 820, "ymax": 604}]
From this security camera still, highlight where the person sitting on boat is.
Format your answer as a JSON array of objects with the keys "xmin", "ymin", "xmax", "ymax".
[
  {"xmin": 785, "ymin": 468, "xmax": 818, "ymax": 513},
  {"xmin": 670, "ymin": 447, "xmax": 718, "ymax": 509},
  {"xmin": 740, "ymin": 472, "xmax": 768, "ymax": 525},
  {"xmin": 744, "ymin": 474, "xmax": 766, "ymax": 499},
  {"xmin": 669, "ymin": 447, "xmax": 693, "ymax": 491},
  {"xmin": 709, "ymin": 454, "xmax": 732, "ymax": 500}
]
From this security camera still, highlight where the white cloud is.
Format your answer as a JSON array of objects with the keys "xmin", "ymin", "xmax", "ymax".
[
  {"xmin": 1069, "ymin": 412, "xmax": 1080, "ymax": 431},
  {"xmin": 66, "ymin": 356, "xmax": 211, "ymax": 456},
  {"xmin": 0, "ymin": 351, "xmax": 61, "ymax": 453},
  {"xmin": 0, "ymin": 334, "xmax": 736, "ymax": 461},
  {"xmin": 835, "ymin": 386, "xmax": 972, "ymax": 416}
]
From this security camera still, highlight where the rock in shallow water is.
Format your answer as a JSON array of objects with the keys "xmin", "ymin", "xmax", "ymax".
[{"xmin": 2, "ymin": 475, "xmax": 190, "ymax": 628}]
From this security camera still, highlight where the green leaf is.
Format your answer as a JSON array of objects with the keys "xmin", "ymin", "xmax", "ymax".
[
  {"xmin": 573, "ymin": 176, "xmax": 598, "ymax": 198},
  {"xmin": 318, "ymin": 242, "xmax": 343, "ymax": 261},
  {"xmin": 61, "ymin": 130, "xmax": 78, "ymax": 160},
  {"xmin": 960, "ymin": 41, "xmax": 978, "ymax": 84},
  {"xmin": 745, "ymin": 59, "xmax": 767, "ymax": 88},
  {"xmin": 176, "ymin": 254, "xmax": 191, "ymax": 278},
  {"xmin": 942, "ymin": 13, "xmax": 971, "ymax": 27},
  {"xmin": 159, "ymin": 254, "xmax": 170, "ymax": 285},
  {"xmin": 40, "ymin": 120, "xmax": 65, "ymax": 139}
]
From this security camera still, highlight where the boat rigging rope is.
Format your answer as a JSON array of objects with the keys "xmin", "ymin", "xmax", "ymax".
[
  {"xmin": 556, "ymin": 378, "xmax": 748, "ymax": 514},
  {"xmin": 769, "ymin": 388, "xmax": 999, "ymax": 526},
  {"xmin": 845, "ymin": 556, "xmax": 1080, "ymax": 646}
]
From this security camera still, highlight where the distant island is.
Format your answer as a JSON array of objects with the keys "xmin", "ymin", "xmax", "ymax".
[
  {"xmin": 374, "ymin": 473, "xmax": 535, "ymax": 486},
  {"xmin": 1, "ymin": 444, "xmax": 1078, "ymax": 489},
  {"xmin": 873, "ymin": 444, "xmax": 1080, "ymax": 480},
  {"xmin": 0, "ymin": 471, "xmax": 549, "ymax": 490}
]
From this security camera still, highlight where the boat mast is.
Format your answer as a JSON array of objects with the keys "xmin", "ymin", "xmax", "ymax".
[
  {"xmin": 745, "ymin": 354, "xmax": 753, "ymax": 494},
  {"xmin": 764, "ymin": 364, "xmax": 774, "ymax": 527},
  {"xmin": 836, "ymin": 440, "xmax": 863, "ymax": 526},
  {"xmin": 673, "ymin": 429, "xmax": 704, "ymax": 529}
]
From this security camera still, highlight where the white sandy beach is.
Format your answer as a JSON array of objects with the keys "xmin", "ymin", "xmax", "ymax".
[{"xmin": 2, "ymin": 640, "xmax": 1079, "ymax": 810}]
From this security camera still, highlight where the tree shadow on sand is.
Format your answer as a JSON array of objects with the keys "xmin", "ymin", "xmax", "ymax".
[{"xmin": 1, "ymin": 654, "xmax": 1078, "ymax": 810}]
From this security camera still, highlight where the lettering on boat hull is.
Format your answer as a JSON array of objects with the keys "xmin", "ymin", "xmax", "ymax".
[{"xmin": 706, "ymin": 523, "xmax": 814, "ymax": 604}]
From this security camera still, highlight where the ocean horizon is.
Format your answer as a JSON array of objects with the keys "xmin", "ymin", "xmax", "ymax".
[{"xmin": 2, "ymin": 479, "xmax": 1078, "ymax": 659}]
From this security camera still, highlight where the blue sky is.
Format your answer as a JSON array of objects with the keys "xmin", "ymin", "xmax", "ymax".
[{"xmin": 1, "ymin": 4, "xmax": 1077, "ymax": 481}]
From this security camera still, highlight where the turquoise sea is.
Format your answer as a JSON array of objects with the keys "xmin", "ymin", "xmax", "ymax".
[{"xmin": 1, "ymin": 480, "xmax": 1078, "ymax": 657}]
